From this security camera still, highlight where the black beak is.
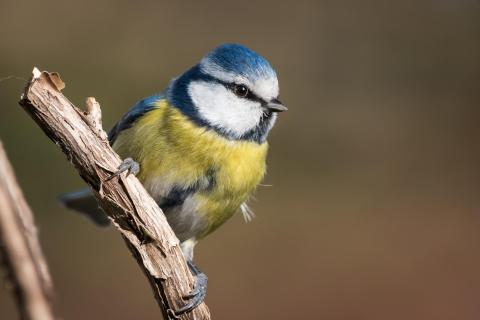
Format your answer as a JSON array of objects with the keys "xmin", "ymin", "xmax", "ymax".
[{"xmin": 266, "ymin": 98, "xmax": 288, "ymax": 112}]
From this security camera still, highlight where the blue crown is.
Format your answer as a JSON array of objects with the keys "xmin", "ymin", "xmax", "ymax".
[{"xmin": 201, "ymin": 43, "xmax": 276, "ymax": 81}]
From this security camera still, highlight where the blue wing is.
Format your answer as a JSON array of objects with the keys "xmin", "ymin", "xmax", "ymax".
[{"xmin": 108, "ymin": 93, "xmax": 164, "ymax": 144}]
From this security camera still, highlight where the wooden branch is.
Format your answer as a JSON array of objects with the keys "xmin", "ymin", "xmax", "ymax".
[
  {"xmin": 0, "ymin": 140, "xmax": 59, "ymax": 320},
  {"xmin": 18, "ymin": 68, "xmax": 211, "ymax": 320}
]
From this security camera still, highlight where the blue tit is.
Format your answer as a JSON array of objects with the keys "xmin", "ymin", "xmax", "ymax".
[{"xmin": 60, "ymin": 43, "xmax": 286, "ymax": 314}]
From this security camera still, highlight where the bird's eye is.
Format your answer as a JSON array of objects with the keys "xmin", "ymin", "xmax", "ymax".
[{"xmin": 233, "ymin": 84, "xmax": 249, "ymax": 98}]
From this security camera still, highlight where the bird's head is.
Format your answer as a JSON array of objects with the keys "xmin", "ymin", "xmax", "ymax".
[{"xmin": 167, "ymin": 44, "xmax": 286, "ymax": 143}]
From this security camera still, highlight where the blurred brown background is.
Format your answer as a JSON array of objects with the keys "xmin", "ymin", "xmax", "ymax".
[{"xmin": 1, "ymin": 0, "xmax": 480, "ymax": 319}]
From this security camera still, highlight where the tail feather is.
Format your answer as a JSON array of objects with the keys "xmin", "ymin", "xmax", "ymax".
[{"xmin": 59, "ymin": 188, "xmax": 111, "ymax": 226}]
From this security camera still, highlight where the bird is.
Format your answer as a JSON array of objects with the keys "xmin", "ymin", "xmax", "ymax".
[{"xmin": 60, "ymin": 43, "xmax": 286, "ymax": 314}]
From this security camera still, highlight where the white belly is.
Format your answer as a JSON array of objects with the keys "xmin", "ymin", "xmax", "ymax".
[{"xmin": 144, "ymin": 177, "xmax": 208, "ymax": 242}]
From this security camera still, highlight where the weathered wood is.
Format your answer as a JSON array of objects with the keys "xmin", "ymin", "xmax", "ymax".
[
  {"xmin": 0, "ymin": 140, "xmax": 59, "ymax": 320},
  {"xmin": 19, "ymin": 68, "xmax": 211, "ymax": 320}
]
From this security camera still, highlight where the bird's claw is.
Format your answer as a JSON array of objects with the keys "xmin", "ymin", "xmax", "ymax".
[
  {"xmin": 175, "ymin": 262, "xmax": 208, "ymax": 315},
  {"xmin": 107, "ymin": 157, "xmax": 140, "ymax": 180},
  {"xmin": 175, "ymin": 273, "xmax": 207, "ymax": 315}
]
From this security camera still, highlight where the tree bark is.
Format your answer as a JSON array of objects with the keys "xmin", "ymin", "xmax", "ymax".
[
  {"xmin": 18, "ymin": 68, "xmax": 211, "ymax": 320},
  {"xmin": 0, "ymin": 141, "xmax": 59, "ymax": 320}
]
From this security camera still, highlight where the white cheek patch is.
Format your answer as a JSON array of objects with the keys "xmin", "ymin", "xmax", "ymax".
[{"xmin": 188, "ymin": 81, "xmax": 264, "ymax": 138}]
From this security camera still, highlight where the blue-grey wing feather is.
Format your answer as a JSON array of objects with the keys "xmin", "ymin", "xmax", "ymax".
[{"xmin": 108, "ymin": 93, "xmax": 164, "ymax": 144}]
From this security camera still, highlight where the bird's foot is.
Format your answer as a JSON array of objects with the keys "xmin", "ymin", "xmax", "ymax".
[
  {"xmin": 107, "ymin": 157, "xmax": 140, "ymax": 180},
  {"xmin": 175, "ymin": 261, "xmax": 208, "ymax": 315}
]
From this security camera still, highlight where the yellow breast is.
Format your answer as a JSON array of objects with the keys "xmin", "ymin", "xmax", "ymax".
[{"xmin": 112, "ymin": 100, "xmax": 268, "ymax": 238}]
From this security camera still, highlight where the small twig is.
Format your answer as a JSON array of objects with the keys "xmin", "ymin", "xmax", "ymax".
[
  {"xmin": 0, "ymin": 140, "xmax": 59, "ymax": 320},
  {"xmin": 18, "ymin": 68, "xmax": 211, "ymax": 320},
  {"xmin": 0, "ymin": 75, "xmax": 27, "ymax": 83}
]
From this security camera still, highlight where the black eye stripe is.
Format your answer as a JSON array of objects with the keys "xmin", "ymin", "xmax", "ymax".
[
  {"xmin": 196, "ymin": 71, "xmax": 270, "ymax": 105},
  {"xmin": 215, "ymin": 79, "xmax": 266, "ymax": 104}
]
